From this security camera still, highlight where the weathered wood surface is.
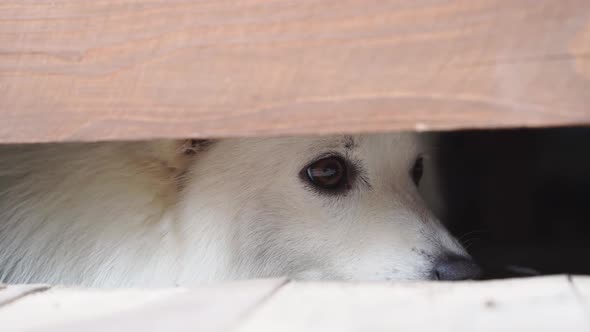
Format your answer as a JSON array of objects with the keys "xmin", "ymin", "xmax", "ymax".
[
  {"xmin": 1, "ymin": 1, "xmax": 589, "ymax": 143},
  {"xmin": 0, "ymin": 276, "xmax": 588, "ymax": 332},
  {"xmin": 0, "ymin": 284, "xmax": 49, "ymax": 307},
  {"xmin": 239, "ymin": 276, "xmax": 590, "ymax": 332},
  {"xmin": 0, "ymin": 278, "xmax": 286, "ymax": 332}
]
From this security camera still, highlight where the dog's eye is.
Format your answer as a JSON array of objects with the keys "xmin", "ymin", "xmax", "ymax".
[
  {"xmin": 305, "ymin": 156, "xmax": 347, "ymax": 191},
  {"xmin": 411, "ymin": 156, "xmax": 424, "ymax": 186}
]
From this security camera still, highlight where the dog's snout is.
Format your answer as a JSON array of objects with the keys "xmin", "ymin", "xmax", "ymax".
[{"xmin": 432, "ymin": 255, "xmax": 482, "ymax": 281}]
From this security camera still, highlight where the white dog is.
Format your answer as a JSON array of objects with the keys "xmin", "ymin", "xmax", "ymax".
[{"xmin": 0, "ymin": 134, "xmax": 480, "ymax": 287}]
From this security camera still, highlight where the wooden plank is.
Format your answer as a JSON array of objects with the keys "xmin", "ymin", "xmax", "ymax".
[
  {"xmin": 0, "ymin": 278, "xmax": 286, "ymax": 332},
  {"xmin": 237, "ymin": 276, "xmax": 590, "ymax": 332},
  {"xmin": 0, "ymin": 287, "xmax": 183, "ymax": 331},
  {"xmin": 570, "ymin": 276, "xmax": 590, "ymax": 316},
  {"xmin": 0, "ymin": 284, "xmax": 50, "ymax": 307},
  {"xmin": 0, "ymin": 0, "xmax": 589, "ymax": 143}
]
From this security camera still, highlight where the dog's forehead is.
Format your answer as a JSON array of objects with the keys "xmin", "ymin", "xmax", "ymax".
[
  {"xmin": 304, "ymin": 134, "xmax": 420, "ymax": 155},
  {"xmin": 304, "ymin": 135, "xmax": 359, "ymax": 151}
]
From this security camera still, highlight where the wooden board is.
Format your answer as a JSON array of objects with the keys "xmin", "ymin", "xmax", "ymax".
[
  {"xmin": 571, "ymin": 276, "xmax": 590, "ymax": 315},
  {"xmin": 238, "ymin": 276, "xmax": 590, "ymax": 332},
  {"xmin": 1, "ymin": 0, "xmax": 589, "ymax": 143},
  {"xmin": 0, "ymin": 276, "xmax": 589, "ymax": 331},
  {"xmin": 0, "ymin": 278, "xmax": 286, "ymax": 332},
  {"xmin": 0, "ymin": 284, "xmax": 49, "ymax": 307}
]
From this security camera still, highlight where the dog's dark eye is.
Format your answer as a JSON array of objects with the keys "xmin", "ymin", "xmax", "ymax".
[
  {"xmin": 411, "ymin": 156, "xmax": 424, "ymax": 186},
  {"xmin": 304, "ymin": 156, "xmax": 347, "ymax": 191}
]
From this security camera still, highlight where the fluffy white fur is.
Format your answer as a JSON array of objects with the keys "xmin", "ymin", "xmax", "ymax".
[{"xmin": 0, "ymin": 134, "xmax": 467, "ymax": 287}]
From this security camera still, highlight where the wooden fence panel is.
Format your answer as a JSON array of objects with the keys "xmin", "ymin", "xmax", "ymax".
[{"xmin": 1, "ymin": 0, "xmax": 589, "ymax": 142}]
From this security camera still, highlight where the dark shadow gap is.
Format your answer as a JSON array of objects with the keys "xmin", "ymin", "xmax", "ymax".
[{"xmin": 437, "ymin": 126, "xmax": 590, "ymax": 279}]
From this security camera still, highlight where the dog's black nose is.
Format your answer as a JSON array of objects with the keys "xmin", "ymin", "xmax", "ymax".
[{"xmin": 433, "ymin": 255, "xmax": 482, "ymax": 281}]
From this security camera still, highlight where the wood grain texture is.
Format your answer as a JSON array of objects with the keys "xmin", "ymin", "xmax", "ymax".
[
  {"xmin": 0, "ymin": 277, "xmax": 588, "ymax": 331},
  {"xmin": 0, "ymin": 279, "xmax": 286, "ymax": 332},
  {"xmin": 238, "ymin": 276, "xmax": 590, "ymax": 332},
  {"xmin": 1, "ymin": 0, "xmax": 590, "ymax": 143},
  {"xmin": 0, "ymin": 284, "xmax": 50, "ymax": 307},
  {"xmin": 0, "ymin": 287, "xmax": 183, "ymax": 331}
]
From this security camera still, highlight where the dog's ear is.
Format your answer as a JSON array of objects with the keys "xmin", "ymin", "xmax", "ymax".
[{"xmin": 179, "ymin": 139, "xmax": 215, "ymax": 155}]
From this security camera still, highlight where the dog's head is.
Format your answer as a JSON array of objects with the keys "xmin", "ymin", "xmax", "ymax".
[{"xmin": 179, "ymin": 133, "xmax": 480, "ymax": 282}]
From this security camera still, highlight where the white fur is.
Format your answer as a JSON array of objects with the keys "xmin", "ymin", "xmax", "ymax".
[{"xmin": 0, "ymin": 134, "xmax": 466, "ymax": 287}]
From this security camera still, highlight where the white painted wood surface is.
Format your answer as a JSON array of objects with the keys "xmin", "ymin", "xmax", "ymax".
[
  {"xmin": 0, "ymin": 276, "xmax": 588, "ymax": 332},
  {"xmin": 571, "ymin": 276, "xmax": 590, "ymax": 317},
  {"xmin": 239, "ymin": 276, "xmax": 590, "ymax": 332},
  {"xmin": 0, "ymin": 278, "xmax": 286, "ymax": 332},
  {"xmin": 0, "ymin": 284, "xmax": 49, "ymax": 307}
]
